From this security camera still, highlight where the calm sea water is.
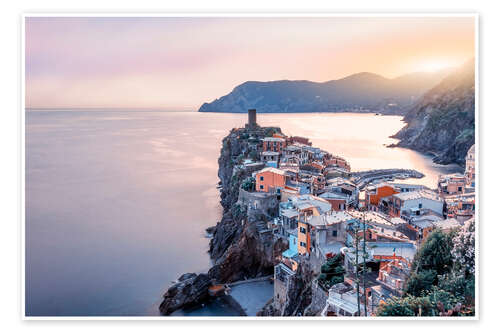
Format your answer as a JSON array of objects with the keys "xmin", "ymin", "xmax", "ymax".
[{"xmin": 25, "ymin": 110, "xmax": 461, "ymax": 316}]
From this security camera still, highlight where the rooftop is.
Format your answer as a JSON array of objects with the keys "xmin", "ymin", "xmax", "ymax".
[
  {"xmin": 256, "ymin": 167, "xmax": 286, "ymax": 176},
  {"xmin": 263, "ymin": 137, "xmax": 285, "ymax": 142},
  {"xmin": 307, "ymin": 211, "xmax": 356, "ymax": 227},
  {"xmin": 393, "ymin": 189, "xmax": 442, "ymax": 202},
  {"xmin": 290, "ymin": 194, "xmax": 332, "ymax": 214},
  {"xmin": 369, "ymin": 242, "xmax": 417, "ymax": 261},
  {"xmin": 319, "ymin": 192, "xmax": 349, "ymax": 200},
  {"xmin": 390, "ymin": 217, "xmax": 406, "ymax": 225},
  {"xmin": 371, "ymin": 226, "xmax": 409, "ymax": 241},
  {"xmin": 348, "ymin": 211, "xmax": 393, "ymax": 227},
  {"xmin": 318, "ymin": 241, "xmax": 345, "ymax": 257},
  {"xmin": 410, "ymin": 220, "xmax": 434, "ymax": 229},
  {"xmin": 281, "ymin": 209, "xmax": 300, "ymax": 219},
  {"xmin": 433, "ymin": 217, "xmax": 461, "ymax": 230}
]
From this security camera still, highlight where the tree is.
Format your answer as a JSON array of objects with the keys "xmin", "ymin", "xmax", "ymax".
[
  {"xmin": 318, "ymin": 253, "xmax": 345, "ymax": 289},
  {"xmin": 405, "ymin": 269, "xmax": 437, "ymax": 297},
  {"xmin": 379, "ymin": 224, "xmax": 475, "ymax": 317},
  {"xmin": 241, "ymin": 177, "xmax": 255, "ymax": 192},
  {"xmin": 451, "ymin": 218, "xmax": 475, "ymax": 278},
  {"xmin": 378, "ymin": 287, "xmax": 464, "ymax": 317},
  {"xmin": 377, "ymin": 297, "xmax": 416, "ymax": 316},
  {"xmin": 411, "ymin": 230, "xmax": 454, "ymax": 276}
]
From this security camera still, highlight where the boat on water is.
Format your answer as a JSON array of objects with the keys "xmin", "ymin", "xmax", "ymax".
[{"xmin": 209, "ymin": 284, "xmax": 230, "ymax": 297}]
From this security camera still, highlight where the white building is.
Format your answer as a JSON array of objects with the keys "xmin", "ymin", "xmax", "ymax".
[{"xmin": 389, "ymin": 189, "xmax": 444, "ymax": 218}]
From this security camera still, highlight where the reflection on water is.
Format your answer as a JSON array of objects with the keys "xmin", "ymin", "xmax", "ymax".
[
  {"xmin": 25, "ymin": 110, "xmax": 461, "ymax": 316},
  {"xmin": 255, "ymin": 113, "xmax": 462, "ymax": 188}
]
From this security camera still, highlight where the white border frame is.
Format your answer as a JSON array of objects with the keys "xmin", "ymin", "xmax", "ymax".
[{"xmin": 21, "ymin": 12, "xmax": 479, "ymax": 321}]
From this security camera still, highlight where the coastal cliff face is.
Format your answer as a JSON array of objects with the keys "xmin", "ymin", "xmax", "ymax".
[
  {"xmin": 159, "ymin": 125, "xmax": 287, "ymax": 315},
  {"xmin": 207, "ymin": 126, "xmax": 287, "ymax": 283},
  {"xmin": 198, "ymin": 71, "xmax": 449, "ymax": 115},
  {"xmin": 393, "ymin": 59, "xmax": 475, "ymax": 166}
]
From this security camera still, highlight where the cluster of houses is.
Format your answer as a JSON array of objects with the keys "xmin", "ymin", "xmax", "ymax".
[{"xmin": 241, "ymin": 111, "xmax": 476, "ymax": 316}]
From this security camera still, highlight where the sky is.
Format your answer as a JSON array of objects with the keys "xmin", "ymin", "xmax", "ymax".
[{"xmin": 25, "ymin": 16, "xmax": 475, "ymax": 110}]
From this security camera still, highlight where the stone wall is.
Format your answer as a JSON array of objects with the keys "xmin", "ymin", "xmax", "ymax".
[
  {"xmin": 238, "ymin": 188, "xmax": 279, "ymax": 221},
  {"xmin": 305, "ymin": 279, "xmax": 329, "ymax": 316}
]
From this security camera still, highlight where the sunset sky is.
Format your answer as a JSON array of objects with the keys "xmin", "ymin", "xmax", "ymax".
[{"xmin": 25, "ymin": 16, "xmax": 475, "ymax": 110}]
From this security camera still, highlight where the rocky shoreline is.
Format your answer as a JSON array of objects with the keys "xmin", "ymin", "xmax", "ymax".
[{"xmin": 159, "ymin": 125, "xmax": 288, "ymax": 315}]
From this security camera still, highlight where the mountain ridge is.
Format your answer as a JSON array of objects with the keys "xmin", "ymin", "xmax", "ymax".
[
  {"xmin": 392, "ymin": 59, "xmax": 475, "ymax": 166},
  {"xmin": 198, "ymin": 69, "xmax": 451, "ymax": 115}
]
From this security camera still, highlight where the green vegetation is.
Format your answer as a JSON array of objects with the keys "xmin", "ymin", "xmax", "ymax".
[
  {"xmin": 456, "ymin": 128, "xmax": 475, "ymax": 143},
  {"xmin": 317, "ymin": 253, "xmax": 345, "ymax": 290},
  {"xmin": 378, "ymin": 287, "xmax": 467, "ymax": 317},
  {"xmin": 378, "ymin": 224, "xmax": 475, "ymax": 317},
  {"xmin": 263, "ymin": 127, "xmax": 282, "ymax": 137},
  {"xmin": 241, "ymin": 177, "xmax": 256, "ymax": 192},
  {"xmin": 231, "ymin": 203, "xmax": 246, "ymax": 220}
]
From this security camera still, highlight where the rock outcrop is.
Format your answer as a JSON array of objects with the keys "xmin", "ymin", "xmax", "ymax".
[
  {"xmin": 208, "ymin": 126, "xmax": 288, "ymax": 282},
  {"xmin": 159, "ymin": 125, "xmax": 288, "ymax": 314},
  {"xmin": 392, "ymin": 59, "xmax": 475, "ymax": 166},
  {"xmin": 159, "ymin": 273, "xmax": 211, "ymax": 315}
]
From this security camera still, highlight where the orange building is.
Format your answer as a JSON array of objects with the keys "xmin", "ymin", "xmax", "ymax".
[
  {"xmin": 297, "ymin": 220, "xmax": 311, "ymax": 255},
  {"xmin": 255, "ymin": 167, "xmax": 287, "ymax": 193},
  {"xmin": 365, "ymin": 184, "xmax": 399, "ymax": 211}
]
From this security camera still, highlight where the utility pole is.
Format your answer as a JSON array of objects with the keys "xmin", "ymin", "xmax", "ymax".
[
  {"xmin": 362, "ymin": 209, "xmax": 367, "ymax": 316},
  {"xmin": 355, "ymin": 221, "xmax": 361, "ymax": 316}
]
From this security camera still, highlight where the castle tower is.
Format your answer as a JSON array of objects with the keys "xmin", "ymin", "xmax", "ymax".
[{"xmin": 247, "ymin": 109, "xmax": 257, "ymax": 129}]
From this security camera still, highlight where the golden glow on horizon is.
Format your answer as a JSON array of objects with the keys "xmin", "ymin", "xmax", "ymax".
[
  {"xmin": 25, "ymin": 17, "xmax": 476, "ymax": 109},
  {"xmin": 415, "ymin": 60, "xmax": 457, "ymax": 73}
]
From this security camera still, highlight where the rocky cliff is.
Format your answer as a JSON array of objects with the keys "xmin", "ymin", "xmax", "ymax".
[
  {"xmin": 207, "ymin": 125, "xmax": 288, "ymax": 282},
  {"xmin": 198, "ymin": 71, "xmax": 450, "ymax": 115},
  {"xmin": 158, "ymin": 273, "xmax": 211, "ymax": 315},
  {"xmin": 392, "ymin": 59, "xmax": 475, "ymax": 166},
  {"xmin": 159, "ymin": 125, "xmax": 288, "ymax": 315}
]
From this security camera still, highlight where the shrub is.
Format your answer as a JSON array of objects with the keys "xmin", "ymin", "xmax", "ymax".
[{"xmin": 405, "ymin": 269, "xmax": 437, "ymax": 297}]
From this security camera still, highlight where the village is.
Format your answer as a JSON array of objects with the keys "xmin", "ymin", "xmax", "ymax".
[{"xmin": 233, "ymin": 109, "xmax": 475, "ymax": 316}]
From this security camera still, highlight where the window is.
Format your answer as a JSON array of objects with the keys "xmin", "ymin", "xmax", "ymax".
[
  {"xmin": 418, "ymin": 203, "xmax": 422, "ymax": 208},
  {"xmin": 259, "ymin": 185, "xmax": 264, "ymax": 190},
  {"xmin": 300, "ymin": 242, "xmax": 306, "ymax": 247},
  {"xmin": 332, "ymin": 230, "xmax": 337, "ymax": 237},
  {"xmin": 260, "ymin": 176, "xmax": 264, "ymax": 181},
  {"xmin": 300, "ymin": 227, "xmax": 307, "ymax": 234}
]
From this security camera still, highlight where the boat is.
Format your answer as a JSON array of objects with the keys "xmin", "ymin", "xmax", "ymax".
[{"xmin": 208, "ymin": 284, "xmax": 227, "ymax": 297}]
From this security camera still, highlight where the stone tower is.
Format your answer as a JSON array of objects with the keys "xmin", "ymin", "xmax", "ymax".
[{"xmin": 247, "ymin": 109, "xmax": 257, "ymax": 129}]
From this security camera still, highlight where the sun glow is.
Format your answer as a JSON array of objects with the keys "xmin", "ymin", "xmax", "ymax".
[{"xmin": 417, "ymin": 61, "xmax": 453, "ymax": 73}]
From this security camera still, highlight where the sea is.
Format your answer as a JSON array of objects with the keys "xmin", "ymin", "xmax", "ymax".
[{"xmin": 25, "ymin": 110, "xmax": 462, "ymax": 316}]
